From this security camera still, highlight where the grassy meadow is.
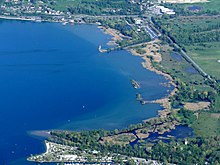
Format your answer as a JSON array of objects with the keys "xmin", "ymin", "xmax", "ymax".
[
  {"xmin": 169, "ymin": 0, "xmax": 220, "ymax": 13},
  {"xmin": 190, "ymin": 0, "xmax": 220, "ymax": 12},
  {"xmin": 192, "ymin": 112, "xmax": 220, "ymax": 137},
  {"xmin": 158, "ymin": 45, "xmax": 213, "ymax": 91},
  {"xmin": 215, "ymin": 95, "xmax": 220, "ymax": 111},
  {"xmin": 185, "ymin": 42, "xmax": 220, "ymax": 80},
  {"xmin": 154, "ymin": 15, "xmax": 220, "ymax": 80}
]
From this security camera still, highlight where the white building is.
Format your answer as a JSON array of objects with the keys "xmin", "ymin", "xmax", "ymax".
[
  {"xmin": 156, "ymin": 5, "xmax": 176, "ymax": 14},
  {"xmin": 134, "ymin": 18, "xmax": 142, "ymax": 25}
]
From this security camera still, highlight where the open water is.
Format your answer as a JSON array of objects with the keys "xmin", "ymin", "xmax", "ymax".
[{"xmin": 0, "ymin": 20, "xmax": 171, "ymax": 164}]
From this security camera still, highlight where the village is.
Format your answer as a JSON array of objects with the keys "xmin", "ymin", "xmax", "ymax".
[
  {"xmin": 28, "ymin": 141, "xmax": 165, "ymax": 164},
  {"xmin": 0, "ymin": 0, "xmax": 176, "ymax": 24}
]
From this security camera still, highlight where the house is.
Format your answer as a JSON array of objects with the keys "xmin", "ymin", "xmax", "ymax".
[
  {"xmin": 156, "ymin": 5, "xmax": 175, "ymax": 15},
  {"xmin": 134, "ymin": 18, "xmax": 142, "ymax": 25}
]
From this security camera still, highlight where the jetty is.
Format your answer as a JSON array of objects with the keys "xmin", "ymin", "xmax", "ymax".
[{"xmin": 98, "ymin": 45, "xmax": 108, "ymax": 53}]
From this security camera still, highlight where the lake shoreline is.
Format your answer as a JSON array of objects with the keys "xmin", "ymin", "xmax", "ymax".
[
  {"xmin": 100, "ymin": 25, "xmax": 177, "ymax": 117},
  {"xmin": 25, "ymin": 21, "xmax": 191, "ymax": 164},
  {"xmin": 0, "ymin": 17, "xmax": 179, "ymax": 162},
  {"xmin": 31, "ymin": 25, "xmax": 180, "ymax": 157}
]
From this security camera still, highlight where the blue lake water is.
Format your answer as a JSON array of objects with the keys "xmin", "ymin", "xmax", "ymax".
[
  {"xmin": 186, "ymin": 66, "xmax": 198, "ymax": 74},
  {"xmin": 145, "ymin": 125, "xmax": 194, "ymax": 143},
  {"xmin": 130, "ymin": 125, "xmax": 194, "ymax": 146},
  {"xmin": 0, "ymin": 20, "xmax": 171, "ymax": 165},
  {"xmin": 188, "ymin": 5, "xmax": 202, "ymax": 11},
  {"xmin": 170, "ymin": 52, "xmax": 183, "ymax": 62}
]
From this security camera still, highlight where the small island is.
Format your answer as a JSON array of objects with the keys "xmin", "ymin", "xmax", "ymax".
[{"xmin": 131, "ymin": 79, "xmax": 141, "ymax": 89}]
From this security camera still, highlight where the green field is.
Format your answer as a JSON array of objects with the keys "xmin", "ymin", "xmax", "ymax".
[
  {"xmin": 188, "ymin": 0, "xmax": 220, "ymax": 12},
  {"xmin": 215, "ymin": 95, "xmax": 220, "ymax": 111},
  {"xmin": 154, "ymin": 15, "xmax": 220, "ymax": 80},
  {"xmin": 169, "ymin": 0, "xmax": 220, "ymax": 13},
  {"xmin": 48, "ymin": 0, "xmax": 140, "ymax": 14},
  {"xmin": 192, "ymin": 112, "xmax": 220, "ymax": 137},
  {"xmin": 200, "ymin": 0, "xmax": 220, "ymax": 11},
  {"xmin": 158, "ymin": 45, "xmax": 213, "ymax": 91},
  {"xmin": 51, "ymin": 0, "xmax": 79, "ymax": 11},
  {"xmin": 154, "ymin": 16, "xmax": 220, "ymax": 46},
  {"xmin": 185, "ymin": 42, "xmax": 220, "ymax": 80}
]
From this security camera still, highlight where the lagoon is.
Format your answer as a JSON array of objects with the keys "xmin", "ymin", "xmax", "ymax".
[{"xmin": 0, "ymin": 20, "xmax": 170, "ymax": 164}]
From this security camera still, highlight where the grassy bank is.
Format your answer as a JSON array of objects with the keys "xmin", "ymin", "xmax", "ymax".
[
  {"xmin": 215, "ymin": 95, "xmax": 220, "ymax": 111},
  {"xmin": 192, "ymin": 112, "xmax": 220, "ymax": 137},
  {"xmin": 48, "ymin": 0, "xmax": 140, "ymax": 15},
  {"xmin": 199, "ymin": 0, "xmax": 220, "ymax": 11},
  {"xmin": 166, "ymin": 0, "xmax": 220, "ymax": 14},
  {"xmin": 185, "ymin": 42, "xmax": 220, "ymax": 80},
  {"xmin": 153, "ymin": 14, "xmax": 220, "ymax": 93}
]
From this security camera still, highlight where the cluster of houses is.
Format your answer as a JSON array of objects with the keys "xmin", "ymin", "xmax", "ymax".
[
  {"xmin": 129, "ymin": 0, "xmax": 175, "ymax": 15},
  {"xmin": 0, "ymin": 0, "xmax": 87, "ymax": 24},
  {"xmin": 154, "ymin": 5, "xmax": 175, "ymax": 14},
  {"xmin": 0, "ymin": 0, "xmax": 175, "ymax": 22},
  {"xmin": 0, "ymin": 0, "xmax": 63, "ymax": 17},
  {"xmin": 28, "ymin": 141, "xmax": 115, "ymax": 163},
  {"xmin": 28, "ymin": 141, "xmax": 163, "ymax": 164}
]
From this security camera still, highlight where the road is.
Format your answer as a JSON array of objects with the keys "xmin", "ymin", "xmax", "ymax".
[{"xmin": 72, "ymin": 14, "xmax": 139, "ymax": 19}]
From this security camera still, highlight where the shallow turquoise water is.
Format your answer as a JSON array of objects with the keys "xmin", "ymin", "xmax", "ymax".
[{"xmin": 0, "ymin": 20, "xmax": 171, "ymax": 164}]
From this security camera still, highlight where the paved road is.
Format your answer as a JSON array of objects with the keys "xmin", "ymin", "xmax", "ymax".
[{"xmin": 73, "ymin": 14, "xmax": 139, "ymax": 19}]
